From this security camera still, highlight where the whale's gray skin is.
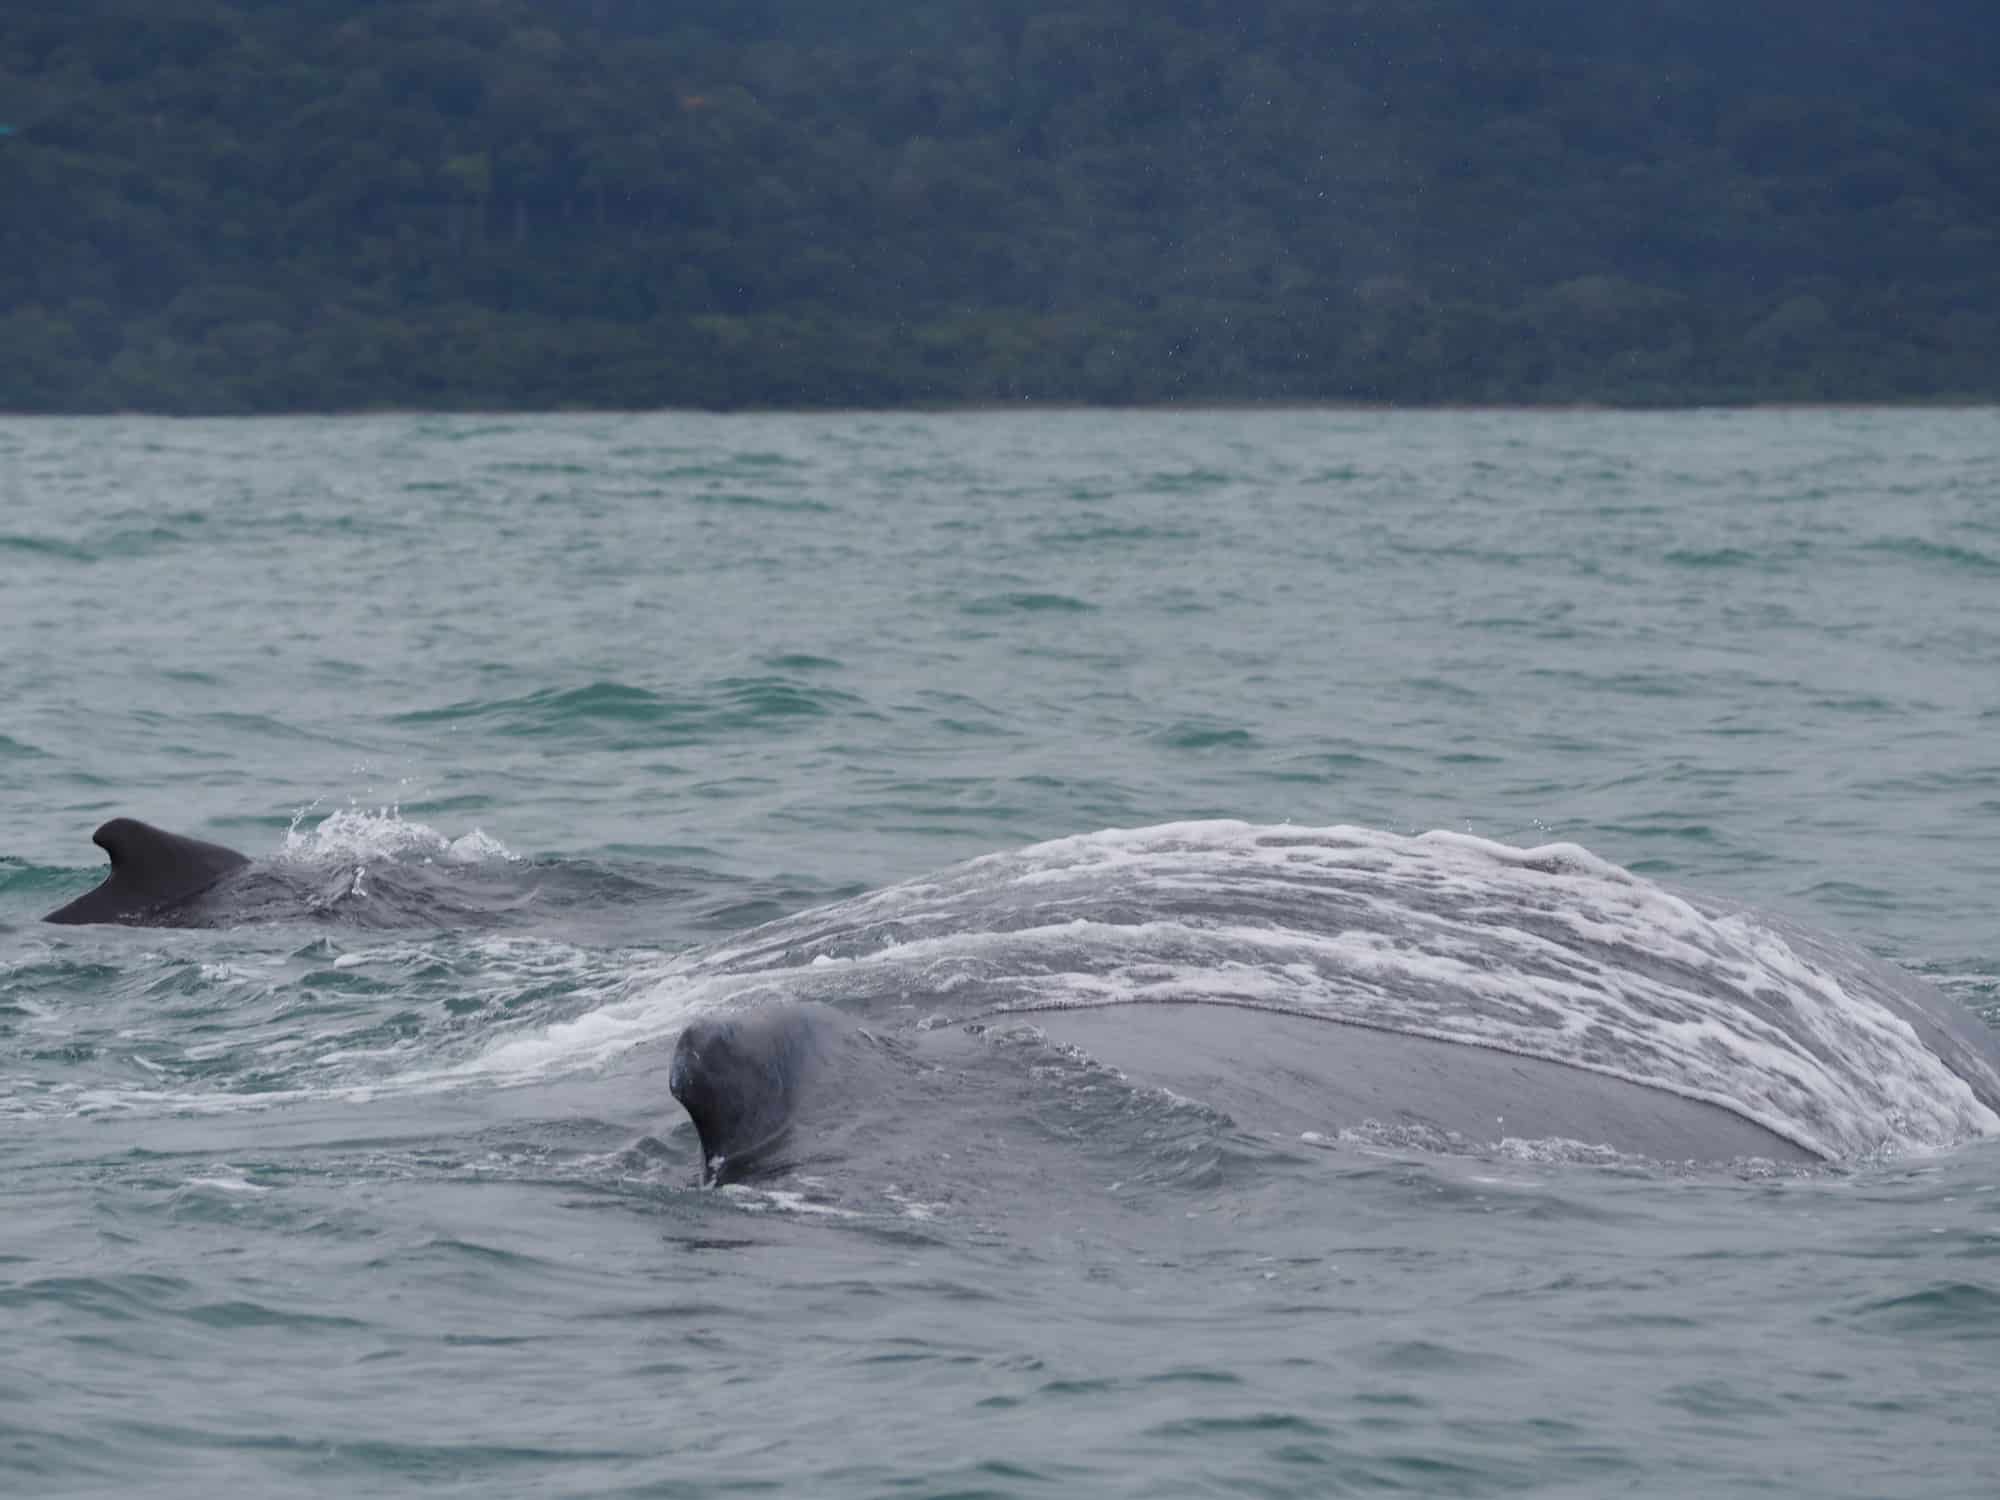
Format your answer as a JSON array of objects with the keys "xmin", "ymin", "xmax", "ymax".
[
  {"xmin": 655, "ymin": 824, "xmax": 2000, "ymax": 1180},
  {"xmin": 1023, "ymin": 1004, "xmax": 1823, "ymax": 1164},
  {"xmin": 43, "ymin": 819, "xmax": 252, "ymax": 926},
  {"xmin": 670, "ymin": 1003, "xmax": 850, "ymax": 1183},
  {"xmin": 39, "ymin": 814, "xmax": 648, "ymax": 932},
  {"xmin": 666, "ymin": 998, "xmax": 1823, "ymax": 1179}
]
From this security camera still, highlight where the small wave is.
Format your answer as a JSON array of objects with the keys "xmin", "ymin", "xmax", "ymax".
[
  {"xmin": 1156, "ymin": 722, "xmax": 1257, "ymax": 751},
  {"xmin": 424, "ymin": 420, "xmax": 521, "ymax": 440},
  {"xmin": 393, "ymin": 681, "xmax": 672, "ymax": 731},
  {"xmin": 1662, "ymin": 547, "xmax": 1759, "ymax": 568},
  {"xmin": 197, "ymin": 711, "xmax": 334, "ymax": 743},
  {"xmin": 1847, "ymin": 1281, "xmax": 2000, "ymax": 1338},
  {"xmin": 94, "ymin": 525, "xmax": 195, "ymax": 558},
  {"xmin": 1861, "ymin": 537, "xmax": 2000, "ymax": 573},
  {"xmin": 712, "ymin": 675, "xmax": 862, "ymax": 722},
  {"xmin": 961, "ymin": 592, "xmax": 1097, "ymax": 616},
  {"xmin": 688, "ymin": 491, "xmax": 834, "ymax": 514},
  {"xmin": 1038, "ymin": 523, "xmax": 1198, "ymax": 547},
  {"xmin": 762, "ymin": 653, "xmax": 842, "ymax": 672},
  {"xmin": 0, "ymin": 533, "xmax": 93, "ymax": 563},
  {"xmin": 393, "ymin": 677, "xmax": 860, "ymax": 741},
  {"xmin": 484, "ymin": 460, "xmax": 591, "ymax": 475},
  {"xmin": 1140, "ymin": 467, "xmax": 1235, "ymax": 493}
]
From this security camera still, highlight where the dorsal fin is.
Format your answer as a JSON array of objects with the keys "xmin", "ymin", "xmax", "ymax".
[
  {"xmin": 669, "ymin": 1003, "xmax": 839, "ymax": 1183},
  {"xmin": 44, "ymin": 818, "xmax": 251, "ymax": 925}
]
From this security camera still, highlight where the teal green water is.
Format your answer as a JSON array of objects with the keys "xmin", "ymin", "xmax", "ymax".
[{"xmin": 3, "ymin": 409, "xmax": 1999, "ymax": 1497}]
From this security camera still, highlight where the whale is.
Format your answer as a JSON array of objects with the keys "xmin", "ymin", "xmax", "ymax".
[
  {"xmin": 43, "ymin": 818, "xmax": 252, "ymax": 925},
  {"xmin": 40, "ymin": 816, "xmax": 522, "ymax": 930},
  {"xmin": 40, "ymin": 818, "xmax": 2000, "ymax": 1179},
  {"xmin": 660, "ymin": 823, "xmax": 2000, "ymax": 1181}
]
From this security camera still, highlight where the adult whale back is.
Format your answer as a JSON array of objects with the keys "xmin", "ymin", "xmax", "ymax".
[
  {"xmin": 652, "ymin": 822, "xmax": 2000, "ymax": 1177},
  {"xmin": 43, "ymin": 818, "xmax": 251, "ymax": 925},
  {"xmin": 671, "ymin": 995, "xmax": 1826, "ymax": 1181}
]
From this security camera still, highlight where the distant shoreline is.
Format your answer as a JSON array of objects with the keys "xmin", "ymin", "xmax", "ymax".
[
  {"xmin": 5, "ymin": 398, "xmax": 1995, "ymax": 421},
  {"xmin": 11, "ymin": 1, "xmax": 1994, "ymax": 422}
]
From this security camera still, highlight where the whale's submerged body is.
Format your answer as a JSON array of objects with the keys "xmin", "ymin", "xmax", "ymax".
[{"xmin": 659, "ymin": 822, "xmax": 2000, "ymax": 1179}]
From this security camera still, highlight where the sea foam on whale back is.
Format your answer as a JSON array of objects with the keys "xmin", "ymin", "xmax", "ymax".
[{"xmin": 563, "ymin": 821, "xmax": 2000, "ymax": 1161}]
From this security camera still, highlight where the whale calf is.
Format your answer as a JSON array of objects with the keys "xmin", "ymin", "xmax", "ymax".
[
  {"xmin": 39, "ymin": 815, "xmax": 530, "ymax": 930},
  {"xmin": 43, "ymin": 819, "xmax": 251, "ymax": 925}
]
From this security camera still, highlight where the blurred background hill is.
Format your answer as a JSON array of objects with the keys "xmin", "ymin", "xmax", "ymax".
[{"xmin": 3, "ymin": 0, "xmax": 1994, "ymax": 411}]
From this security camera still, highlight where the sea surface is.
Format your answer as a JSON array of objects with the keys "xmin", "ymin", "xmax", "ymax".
[{"xmin": 2, "ymin": 407, "xmax": 1998, "ymax": 1498}]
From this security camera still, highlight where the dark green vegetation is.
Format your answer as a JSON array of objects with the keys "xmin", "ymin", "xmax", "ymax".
[{"xmin": 3, "ymin": 1, "xmax": 1995, "ymax": 412}]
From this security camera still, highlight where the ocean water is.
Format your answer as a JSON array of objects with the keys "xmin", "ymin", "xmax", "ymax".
[{"xmin": 2, "ymin": 407, "xmax": 1998, "ymax": 1498}]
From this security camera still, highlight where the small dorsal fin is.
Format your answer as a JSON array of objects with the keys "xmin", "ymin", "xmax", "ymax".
[
  {"xmin": 669, "ymin": 1003, "xmax": 838, "ymax": 1183},
  {"xmin": 44, "ymin": 818, "xmax": 251, "ymax": 925}
]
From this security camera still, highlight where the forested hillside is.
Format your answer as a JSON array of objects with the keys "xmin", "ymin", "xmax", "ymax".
[{"xmin": 3, "ymin": 0, "xmax": 1995, "ymax": 411}]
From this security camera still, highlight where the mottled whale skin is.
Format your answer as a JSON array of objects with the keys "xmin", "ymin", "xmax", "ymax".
[
  {"xmin": 670, "ymin": 996, "xmax": 1826, "ymax": 1180},
  {"xmin": 671, "ymin": 1004, "xmax": 848, "ymax": 1182},
  {"xmin": 658, "ymin": 824, "xmax": 2000, "ymax": 1179},
  {"xmin": 43, "ymin": 819, "xmax": 251, "ymax": 926}
]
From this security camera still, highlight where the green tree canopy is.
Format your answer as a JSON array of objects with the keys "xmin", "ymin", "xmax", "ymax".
[{"xmin": 1, "ymin": 0, "xmax": 1994, "ymax": 411}]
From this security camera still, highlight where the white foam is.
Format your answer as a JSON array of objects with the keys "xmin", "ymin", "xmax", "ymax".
[
  {"xmin": 279, "ymin": 806, "xmax": 518, "ymax": 866},
  {"xmin": 443, "ymin": 962, "xmax": 746, "ymax": 1085},
  {"xmin": 179, "ymin": 1169, "xmax": 269, "ymax": 1196},
  {"xmin": 720, "ymin": 1184, "xmax": 859, "ymax": 1217},
  {"xmin": 447, "ymin": 829, "xmax": 516, "ymax": 864},
  {"xmin": 883, "ymin": 1184, "xmax": 948, "ymax": 1220}
]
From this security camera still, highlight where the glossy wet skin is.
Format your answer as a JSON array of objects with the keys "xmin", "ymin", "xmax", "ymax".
[
  {"xmin": 663, "ymin": 997, "xmax": 1821, "ymax": 1183},
  {"xmin": 670, "ymin": 1003, "xmax": 848, "ymax": 1182},
  {"xmin": 43, "ymin": 819, "xmax": 252, "ymax": 925}
]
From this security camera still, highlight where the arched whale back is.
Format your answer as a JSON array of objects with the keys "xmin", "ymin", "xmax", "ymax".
[
  {"xmin": 651, "ymin": 822, "xmax": 2000, "ymax": 1171},
  {"xmin": 43, "ymin": 818, "xmax": 251, "ymax": 926}
]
